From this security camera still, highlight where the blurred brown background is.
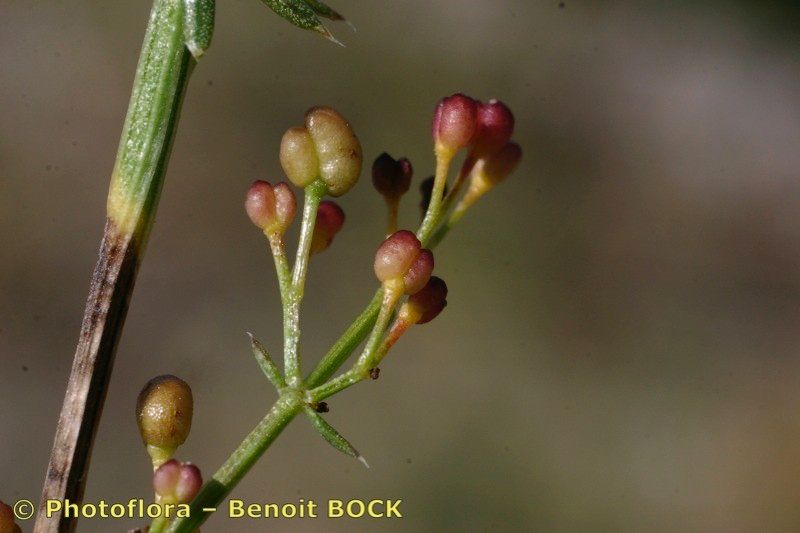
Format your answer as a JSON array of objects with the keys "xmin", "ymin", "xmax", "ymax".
[{"xmin": 2, "ymin": 1, "xmax": 800, "ymax": 531}]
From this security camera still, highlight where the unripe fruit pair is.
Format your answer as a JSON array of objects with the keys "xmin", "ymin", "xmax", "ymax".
[
  {"xmin": 374, "ymin": 230, "xmax": 434, "ymax": 295},
  {"xmin": 310, "ymin": 201, "xmax": 345, "ymax": 254},
  {"xmin": 153, "ymin": 460, "xmax": 203, "ymax": 505},
  {"xmin": 432, "ymin": 94, "xmax": 515, "ymax": 157},
  {"xmin": 280, "ymin": 107, "xmax": 363, "ymax": 196},
  {"xmin": 136, "ymin": 375, "xmax": 193, "ymax": 468},
  {"xmin": 245, "ymin": 180, "xmax": 297, "ymax": 235},
  {"xmin": 467, "ymin": 142, "xmax": 523, "ymax": 197},
  {"xmin": 398, "ymin": 276, "xmax": 448, "ymax": 325}
]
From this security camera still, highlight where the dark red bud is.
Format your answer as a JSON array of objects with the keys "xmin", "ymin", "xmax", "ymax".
[
  {"xmin": 310, "ymin": 201, "xmax": 346, "ymax": 254},
  {"xmin": 473, "ymin": 99, "xmax": 515, "ymax": 156},
  {"xmin": 372, "ymin": 152, "xmax": 413, "ymax": 198},
  {"xmin": 404, "ymin": 276, "xmax": 448, "ymax": 324},
  {"xmin": 432, "ymin": 93, "xmax": 479, "ymax": 154}
]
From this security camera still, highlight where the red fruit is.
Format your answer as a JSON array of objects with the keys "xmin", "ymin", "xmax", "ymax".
[
  {"xmin": 310, "ymin": 201, "xmax": 346, "ymax": 254},
  {"xmin": 473, "ymin": 99, "xmax": 515, "ymax": 156},
  {"xmin": 374, "ymin": 230, "xmax": 434, "ymax": 294}
]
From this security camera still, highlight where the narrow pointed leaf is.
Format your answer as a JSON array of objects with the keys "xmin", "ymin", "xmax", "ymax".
[
  {"xmin": 260, "ymin": 0, "xmax": 343, "ymax": 43},
  {"xmin": 260, "ymin": 0, "xmax": 321, "ymax": 30},
  {"xmin": 304, "ymin": 406, "xmax": 369, "ymax": 467},
  {"xmin": 183, "ymin": 0, "xmax": 215, "ymax": 59},
  {"xmin": 302, "ymin": 0, "xmax": 345, "ymax": 21},
  {"xmin": 248, "ymin": 333, "xmax": 286, "ymax": 390}
]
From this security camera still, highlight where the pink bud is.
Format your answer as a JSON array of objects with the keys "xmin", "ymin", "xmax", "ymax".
[
  {"xmin": 310, "ymin": 201, "xmax": 346, "ymax": 254},
  {"xmin": 432, "ymin": 93, "xmax": 479, "ymax": 154},
  {"xmin": 175, "ymin": 463, "xmax": 203, "ymax": 502},
  {"xmin": 374, "ymin": 230, "xmax": 434, "ymax": 294},
  {"xmin": 482, "ymin": 142, "xmax": 522, "ymax": 186},
  {"xmin": 273, "ymin": 182, "xmax": 297, "ymax": 231},
  {"xmin": 372, "ymin": 152, "xmax": 413, "ymax": 199},
  {"xmin": 153, "ymin": 459, "xmax": 203, "ymax": 504},
  {"xmin": 245, "ymin": 180, "xmax": 276, "ymax": 229},
  {"xmin": 402, "ymin": 276, "xmax": 448, "ymax": 324},
  {"xmin": 473, "ymin": 99, "xmax": 515, "ymax": 156},
  {"xmin": 245, "ymin": 180, "xmax": 297, "ymax": 235},
  {"xmin": 404, "ymin": 248, "xmax": 434, "ymax": 295}
]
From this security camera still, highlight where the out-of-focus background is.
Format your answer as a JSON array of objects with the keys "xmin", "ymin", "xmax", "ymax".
[{"xmin": 2, "ymin": 0, "xmax": 800, "ymax": 531}]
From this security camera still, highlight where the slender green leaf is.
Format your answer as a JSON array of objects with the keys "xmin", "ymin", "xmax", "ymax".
[
  {"xmin": 259, "ymin": 0, "xmax": 343, "ymax": 44},
  {"xmin": 249, "ymin": 333, "xmax": 286, "ymax": 390},
  {"xmin": 302, "ymin": 0, "xmax": 344, "ymax": 21},
  {"xmin": 303, "ymin": 406, "xmax": 369, "ymax": 467},
  {"xmin": 260, "ymin": 0, "xmax": 320, "ymax": 30},
  {"xmin": 183, "ymin": 0, "xmax": 215, "ymax": 59}
]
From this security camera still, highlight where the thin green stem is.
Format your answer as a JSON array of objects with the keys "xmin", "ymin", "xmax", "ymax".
[
  {"xmin": 267, "ymin": 233, "xmax": 291, "ymax": 307},
  {"xmin": 417, "ymin": 151, "xmax": 453, "ymax": 245},
  {"xmin": 311, "ymin": 287, "xmax": 401, "ymax": 400},
  {"xmin": 149, "ymin": 515, "xmax": 169, "ymax": 533},
  {"xmin": 439, "ymin": 153, "xmax": 476, "ymax": 218},
  {"xmin": 429, "ymin": 186, "xmax": 480, "ymax": 248},
  {"xmin": 305, "ymin": 289, "xmax": 383, "ymax": 387},
  {"xmin": 310, "ymin": 367, "xmax": 363, "ymax": 401},
  {"xmin": 284, "ymin": 180, "xmax": 327, "ymax": 387},
  {"xmin": 167, "ymin": 393, "xmax": 303, "ymax": 532},
  {"xmin": 355, "ymin": 287, "xmax": 401, "ymax": 370},
  {"xmin": 385, "ymin": 197, "xmax": 400, "ymax": 236}
]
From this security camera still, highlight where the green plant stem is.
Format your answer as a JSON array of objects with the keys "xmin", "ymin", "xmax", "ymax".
[
  {"xmin": 168, "ymin": 393, "xmax": 303, "ymax": 532},
  {"xmin": 417, "ymin": 151, "xmax": 453, "ymax": 244},
  {"xmin": 305, "ymin": 289, "xmax": 383, "ymax": 387},
  {"xmin": 440, "ymin": 153, "xmax": 476, "ymax": 216},
  {"xmin": 149, "ymin": 515, "xmax": 169, "ymax": 533},
  {"xmin": 284, "ymin": 180, "xmax": 327, "ymax": 387},
  {"xmin": 310, "ymin": 367, "xmax": 362, "ymax": 401},
  {"xmin": 36, "ymin": 1, "xmax": 209, "ymax": 530},
  {"xmin": 267, "ymin": 233, "xmax": 292, "ymax": 306},
  {"xmin": 355, "ymin": 287, "xmax": 401, "ymax": 369},
  {"xmin": 311, "ymin": 287, "xmax": 401, "ymax": 400}
]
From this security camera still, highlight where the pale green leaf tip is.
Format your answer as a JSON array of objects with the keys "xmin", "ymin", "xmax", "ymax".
[{"xmin": 357, "ymin": 455, "xmax": 370, "ymax": 469}]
